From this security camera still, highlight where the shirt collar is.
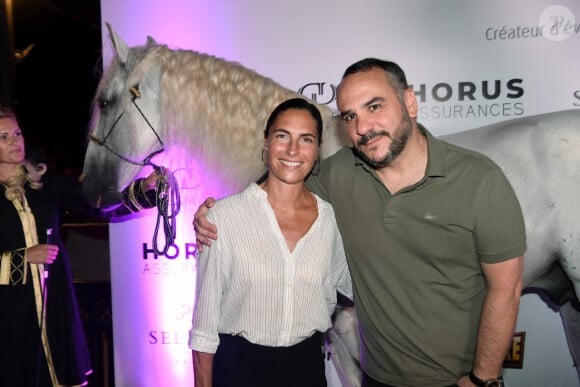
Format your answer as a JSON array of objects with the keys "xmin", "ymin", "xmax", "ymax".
[
  {"xmin": 420, "ymin": 124, "xmax": 447, "ymax": 178},
  {"xmin": 248, "ymin": 182, "xmax": 266, "ymax": 197}
]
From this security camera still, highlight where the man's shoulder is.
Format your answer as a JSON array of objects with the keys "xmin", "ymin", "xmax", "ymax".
[
  {"xmin": 317, "ymin": 147, "xmax": 359, "ymax": 185},
  {"xmin": 321, "ymin": 147, "xmax": 356, "ymax": 167},
  {"xmin": 306, "ymin": 147, "xmax": 356, "ymax": 200},
  {"xmin": 427, "ymin": 126, "xmax": 499, "ymax": 170},
  {"xmin": 438, "ymin": 138, "xmax": 500, "ymax": 172}
]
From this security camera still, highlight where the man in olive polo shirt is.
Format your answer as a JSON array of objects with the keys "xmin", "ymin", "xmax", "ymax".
[{"xmin": 194, "ymin": 58, "xmax": 525, "ymax": 387}]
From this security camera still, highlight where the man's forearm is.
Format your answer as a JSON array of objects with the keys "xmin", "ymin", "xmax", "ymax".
[{"xmin": 472, "ymin": 283, "xmax": 521, "ymax": 379}]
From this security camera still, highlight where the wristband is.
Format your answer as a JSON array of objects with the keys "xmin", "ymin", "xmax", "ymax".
[{"xmin": 468, "ymin": 370, "xmax": 504, "ymax": 387}]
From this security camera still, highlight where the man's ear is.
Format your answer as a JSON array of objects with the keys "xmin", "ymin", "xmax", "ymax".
[{"xmin": 404, "ymin": 88, "xmax": 418, "ymax": 119}]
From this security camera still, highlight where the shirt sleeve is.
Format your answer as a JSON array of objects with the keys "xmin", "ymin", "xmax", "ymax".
[
  {"xmin": 474, "ymin": 167, "xmax": 527, "ymax": 263},
  {"xmin": 0, "ymin": 249, "xmax": 28, "ymax": 285},
  {"xmin": 331, "ymin": 218, "xmax": 353, "ymax": 300},
  {"xmin": 188, "ymin": 210, "xmax": 223, "ymax": 353}
]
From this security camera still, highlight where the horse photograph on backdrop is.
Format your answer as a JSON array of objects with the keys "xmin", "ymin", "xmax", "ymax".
[{"xmin": 81, "ymin": 24, "xmax": 580, "ymax": 386}]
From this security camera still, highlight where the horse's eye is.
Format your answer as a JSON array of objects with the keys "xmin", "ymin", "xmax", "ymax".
[{"xmin": 99, "ymin": 99, "xmax": 109, "ymax": 110}]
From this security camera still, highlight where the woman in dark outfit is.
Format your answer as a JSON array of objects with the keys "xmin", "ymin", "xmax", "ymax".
[{"xmin": 0, "ymin": 106, "xmax": 161, "ymax": 386}]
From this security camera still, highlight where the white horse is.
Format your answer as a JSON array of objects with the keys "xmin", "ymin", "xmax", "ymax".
[
  {"xmin": 82, "ymin": 24, "xmax": 348, "ymax": 209},
  {"xmin": 82, "ymin": 25, "xmax": 580, "ymax": 385}
]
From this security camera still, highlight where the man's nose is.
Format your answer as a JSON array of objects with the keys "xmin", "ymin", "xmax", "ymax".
[{"xmin": 355, "ymin": 114, "xmax": 373, "ymax": 137}]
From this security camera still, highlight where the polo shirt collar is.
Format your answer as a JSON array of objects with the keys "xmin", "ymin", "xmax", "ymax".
[{"xmin": 420, "ymin": 124, "xmax": 447, "ymax": 178}]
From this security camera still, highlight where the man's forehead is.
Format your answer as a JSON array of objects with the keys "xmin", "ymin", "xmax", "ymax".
[{"xmin": 337, "ymin": 72, "xmax": 390, "ymax": 109}]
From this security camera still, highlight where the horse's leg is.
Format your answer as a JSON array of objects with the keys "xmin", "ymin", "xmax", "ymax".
[
  {"xmin": 327, "ymin": 305, "xmax": 362, "ymax": 387},
  {"xmin": 525, "ymin": 261, "xmax": 580, "ymax": 383},
  {"xmin": 555, "ymin": 207, "xmax": 580, "ymax": 301},
  {"xmin": 560, "ymin": 301, "xmax": 580, "ymax": 382},
  {"xmin": 558, "ymin": 225, "xmax": 580, "ymax": 383},
  {"xmin": 553, "ymin": 170, "xmax": 580, "ymax": 302},
  {"xmin": 561, "ymin": 250, "xmax": 580, "ymax": 302}
]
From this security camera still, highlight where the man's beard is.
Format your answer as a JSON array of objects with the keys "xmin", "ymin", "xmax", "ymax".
[{"xmin": 354, "ymin": 107, "xmax": 413, "ymax": 169}]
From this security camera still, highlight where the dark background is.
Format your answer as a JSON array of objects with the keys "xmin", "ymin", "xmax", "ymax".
[
  {"xmin": 6, "ymin": 0, "xmax": 102, "ymax": 176},
  {"xmin": 3, "ymin": 3, "xmax": 115, "ymax": 385}
]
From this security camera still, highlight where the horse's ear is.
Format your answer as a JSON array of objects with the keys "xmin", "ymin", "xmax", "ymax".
[
  {"xmin": 105, "ymin": 22, "xmax": 130, "ymax": 65},
  {"xmin": 146, "ymin": 36, "xmax": 157, "ymax": 47}
]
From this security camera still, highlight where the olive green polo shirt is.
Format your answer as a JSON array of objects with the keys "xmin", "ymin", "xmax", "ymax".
[{"xmin": 306, "ymin": 126, "xmax": 526, "ymax": 387}]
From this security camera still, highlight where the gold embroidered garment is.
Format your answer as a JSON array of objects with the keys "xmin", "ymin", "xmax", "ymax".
[{"xmin": 0, "ymin": 182, "xmax": 59, "ymax": 386}]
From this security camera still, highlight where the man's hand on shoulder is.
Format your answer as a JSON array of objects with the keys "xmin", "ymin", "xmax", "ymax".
[{"xmin": 193, "ymin": 197, "xmax": 217, "ymax": 252}]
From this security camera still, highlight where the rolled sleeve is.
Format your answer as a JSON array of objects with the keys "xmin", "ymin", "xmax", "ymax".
[
  {"xmin": 188, "ymin": 328, "xmax": 220, "ymax": 353},
  {"xmin": 189, "ymin": 211, "xmax": 223, "ymax": 353}
]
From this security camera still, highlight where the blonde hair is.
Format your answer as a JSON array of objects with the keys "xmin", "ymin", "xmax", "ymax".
[
  {"xmin": 0, "ymin": 106, "xmax": 47, "ymax": 197},
  {"xmin": 24, "ymin": 160, "xmax": 47, "ymax": 189},
  {"xmin": 2, "ymin": 160, "xmax": 47, "ymax": 201}
]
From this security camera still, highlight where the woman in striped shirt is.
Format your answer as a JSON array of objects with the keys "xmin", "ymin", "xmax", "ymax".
[{"xmin": 189, "ymin": 98, "xmax": 352, "ymax": 387}]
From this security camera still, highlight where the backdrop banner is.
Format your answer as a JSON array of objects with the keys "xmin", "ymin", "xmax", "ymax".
[{"xmin": 100, "ymin": 1, "xmax": 580, "ymax": 386}]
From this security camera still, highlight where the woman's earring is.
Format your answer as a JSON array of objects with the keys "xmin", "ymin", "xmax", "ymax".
[
  {"xmin": 311, "ymin": 158, "xmax": 320, "ymax": 176},
  {"xmin": 261, "ymin": 148, "xmax": 268, "ymax": 167}
]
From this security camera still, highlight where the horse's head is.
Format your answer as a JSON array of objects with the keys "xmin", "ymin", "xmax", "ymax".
[
  {"xmin": 83, "ymin": 24, "xmax": 352, "ymax": 210},
  {"xmin": 82, "ymin": 23, "xmax": 165, "ymax": 209}
]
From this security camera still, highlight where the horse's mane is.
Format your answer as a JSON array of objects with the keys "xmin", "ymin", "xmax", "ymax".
[
  {"xmin": 91, "ymin": 40, "xmax": 347, "ymax": 194},
  {"xmin": 158, "ymin": 45, "xmax": 301, "ymax": 171}
]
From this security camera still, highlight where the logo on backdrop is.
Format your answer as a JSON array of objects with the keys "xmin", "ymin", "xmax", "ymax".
[
  {"xmin": 299, "ymin": 82, "xmax": 337, "ymax": 106},
  {"xmin": 142, "ymin": 242, "xmax": 197, "ymax": 275},
  {"xmin": 412, "ymin": 79, "xmax": 525, "ymax": 121},
  {"xmin": 298, "ymin": 79, "xmax": 526, "ymax": 121},
  {"xmin": 149, "ymin": 303, "xmax": 191, "ymax": 347},
  {"xmin": 485, "ymin": 5, "xmax": 578, "ymax": 42},
  {"xmin": 574, "ymin": 89, "xmax": 580, "ymax": 106}
]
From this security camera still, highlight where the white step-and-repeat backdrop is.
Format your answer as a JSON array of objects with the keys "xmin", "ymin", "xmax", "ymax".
[{"xmin": 99, "ymin": 1, "xmax": 580, "ymax": 386}]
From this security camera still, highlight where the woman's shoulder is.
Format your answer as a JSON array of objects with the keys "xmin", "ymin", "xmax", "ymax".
[{"xmin": 209, "ymin": 184, "xmax": 261, "ymax": 216}]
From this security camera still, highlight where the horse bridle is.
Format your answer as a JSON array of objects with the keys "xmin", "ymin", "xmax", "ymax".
[
  {"xmin": 89, "ymin": 85, "xmax": 165, "ymax": 167},
  {"xmin": 89, "ymin": 84, "xmax": 180, "ymax": 256}
]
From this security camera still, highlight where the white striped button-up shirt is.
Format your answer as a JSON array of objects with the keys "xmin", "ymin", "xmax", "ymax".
[{"xmin": 189, "ymin": 183, "xmax": 352, "ymax": 353}]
